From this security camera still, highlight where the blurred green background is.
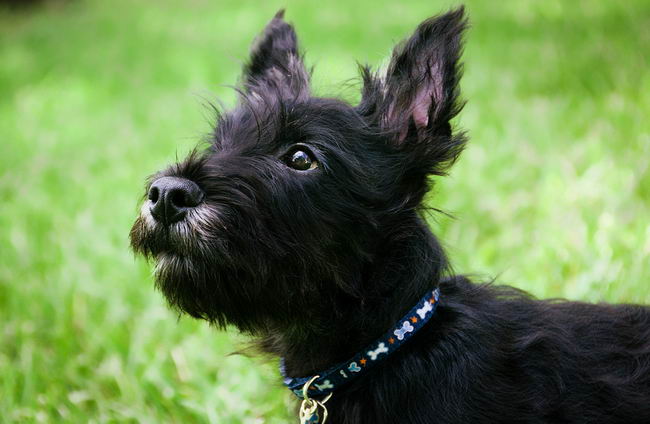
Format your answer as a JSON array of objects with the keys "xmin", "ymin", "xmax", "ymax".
[{"xmin": 1, "ymin": 0, "xmax": 649, "ymax": 422}]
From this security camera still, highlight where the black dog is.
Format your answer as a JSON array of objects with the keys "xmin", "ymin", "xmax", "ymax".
[{"xmin": 130, "ymin": 8, "xmax": 650, "ymax": 423}]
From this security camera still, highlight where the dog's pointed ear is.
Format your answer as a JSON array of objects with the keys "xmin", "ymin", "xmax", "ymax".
[
  {"xmin": 242, "ymin": 10, "xmax": 310, "ymax": 100},
  {"xmin": 383, "ymin": 7, "xmax": 467, "ymax": 141},
  {"xmin": 361, "ymin": 8, "xmax": 467, "ymax": 165}
]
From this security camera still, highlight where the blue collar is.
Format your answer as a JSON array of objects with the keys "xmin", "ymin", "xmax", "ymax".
[{"xmin": 281, "ymin": 287, "xmax": 441, "ymax": 399}]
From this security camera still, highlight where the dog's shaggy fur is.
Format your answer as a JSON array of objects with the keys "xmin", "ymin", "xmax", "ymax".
[{"xmin": 130, "ymin": 8, "xmax": 650, "ymax": 423}]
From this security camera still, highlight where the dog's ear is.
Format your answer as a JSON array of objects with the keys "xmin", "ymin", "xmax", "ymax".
[
  {"xmin": 241, "ymin": 10, "xmax": 310, "ymax": 101},
  {"xmin": 360, "ymin": 7, "xmax": 467, "ymax": 177}
]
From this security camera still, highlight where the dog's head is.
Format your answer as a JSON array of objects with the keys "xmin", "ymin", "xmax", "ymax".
[{"xmin": 130, "ymin": 9, "xmax": 467, "ymax": 334}]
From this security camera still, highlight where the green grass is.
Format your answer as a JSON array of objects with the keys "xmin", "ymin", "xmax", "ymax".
[{"xmin": 1, "ymin": 0, "xmax": 649, "ymax": 422}]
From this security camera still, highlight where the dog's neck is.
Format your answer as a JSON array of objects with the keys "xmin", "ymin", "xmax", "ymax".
[{"xmin": 260, "ymin": 213, "xmax": 448, "ymax": 378}]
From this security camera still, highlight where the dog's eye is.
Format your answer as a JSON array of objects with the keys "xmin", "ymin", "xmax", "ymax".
[{"xmin": 284, "ymin": 147, "xmax": 317, "ymax": 171}]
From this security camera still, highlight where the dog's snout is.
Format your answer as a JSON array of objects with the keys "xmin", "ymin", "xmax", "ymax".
[{"xmin": 148, "ymin": 177, "xmax": 204, "ymax": 225}]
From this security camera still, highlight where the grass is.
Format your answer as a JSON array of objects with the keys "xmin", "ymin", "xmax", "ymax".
[{"xmin": 1, "ymin": 0, "xmax": 649, "ymax": 422}]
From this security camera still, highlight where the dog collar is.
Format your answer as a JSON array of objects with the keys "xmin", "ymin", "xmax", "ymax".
[{"xmin": 281, "ymin": 287, "xmax": 441, "ymax": 400}]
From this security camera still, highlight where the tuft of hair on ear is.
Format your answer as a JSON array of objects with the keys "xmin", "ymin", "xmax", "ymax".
[
  {"xmin": 359, "ymin": 7, "xmax": 468, "ymax": 176},
  {"xmin": 241, "ymin": 9, "xmax": 310, "ymax": 101}
]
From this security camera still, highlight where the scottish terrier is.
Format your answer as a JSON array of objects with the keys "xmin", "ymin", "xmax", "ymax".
[{"xmin": 130, "ymin": 8, "xmax": 650, "ymax": 423}]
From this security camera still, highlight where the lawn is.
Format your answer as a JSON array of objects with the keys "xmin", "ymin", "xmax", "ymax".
[{"xmin": 1, "ymin": 0, "xmax": 649, "ymax": 422}]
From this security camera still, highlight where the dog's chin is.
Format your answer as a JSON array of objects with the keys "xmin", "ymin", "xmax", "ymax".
[
  {"xmin": 153, "ymin": 252, "xmax": 197, "ymax": 291},
  {"xmin": 150, "ymin": 252, "xmax": 214, "ymax": 320},
  {"xmin": 150, "ymin": 247, "xmax": 251, "ymax": 328}
]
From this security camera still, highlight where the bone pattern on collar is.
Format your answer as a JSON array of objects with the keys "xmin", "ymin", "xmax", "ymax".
[{"xmin": 281, "ymin": 288, "xmax": 441, "ymax": 399}]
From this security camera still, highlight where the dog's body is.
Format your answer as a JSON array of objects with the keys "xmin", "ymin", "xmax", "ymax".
[
  {"xmin": 130, "ymin": 8, "xmax": 650, "ymax": 423},
  {"xmin": 323, "ymin": 275, "xmax": 650, "ymax": 423}
]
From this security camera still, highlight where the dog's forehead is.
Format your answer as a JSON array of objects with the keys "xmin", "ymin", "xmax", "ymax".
[{"xmin": 213, "ymin": 97, "xmax": 359, "ymax": 153}]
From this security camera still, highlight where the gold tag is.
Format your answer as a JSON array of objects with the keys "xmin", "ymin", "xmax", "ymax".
[
  {"xmin": 299, "ymin": 398, "xmax": 319, "ymax": 423},
  {"xmin": 297, "ymin": 376, "xmax": 333, "ymax": 424}
]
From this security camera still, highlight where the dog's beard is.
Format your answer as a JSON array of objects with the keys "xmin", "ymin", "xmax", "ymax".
[
  {"xmin": 129, "ymin": 202, "xmax": 272, "ymax": 329},
  {"xmin": 150, "ymin": 248, "xmax": 275, "ymax": 330},
  {"xmin": 130, "ymin": 203, "xmax": 223, "ymax": 318},
  {"xmin": 152, "ymin": 252, "xmax": 216, "ymax": 321}
]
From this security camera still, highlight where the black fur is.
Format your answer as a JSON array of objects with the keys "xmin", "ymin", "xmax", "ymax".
[{"xmin": 130, "ymin": 8, "xmax": 650, "ymax": 423}]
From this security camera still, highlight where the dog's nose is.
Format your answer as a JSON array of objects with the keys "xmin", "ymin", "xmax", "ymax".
[{"xmin": 148, "ymin": 177, "xmax": 204, "ymax": 225}]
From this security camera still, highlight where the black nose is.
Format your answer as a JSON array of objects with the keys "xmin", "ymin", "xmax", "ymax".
[{"xmin": 148, "ymin": 177, "xmax": 204, "ymax": 225}]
